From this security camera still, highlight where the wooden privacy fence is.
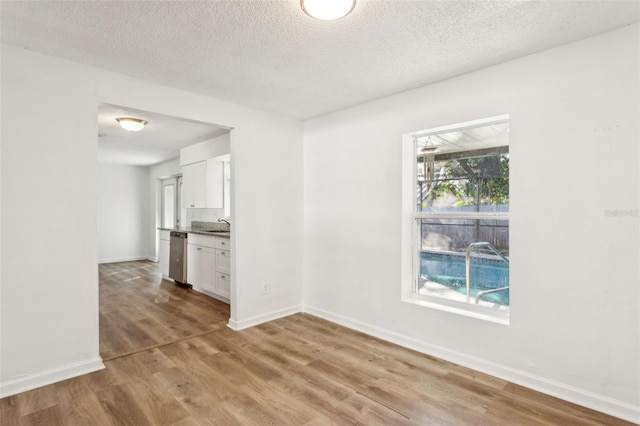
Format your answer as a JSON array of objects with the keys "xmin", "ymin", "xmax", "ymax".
[{"xmin": 419, "ymin": 205, "xmax": 509, "ymax": 254}]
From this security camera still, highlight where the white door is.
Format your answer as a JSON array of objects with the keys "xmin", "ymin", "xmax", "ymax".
[{"xmin": 161, "ymin": 177, "xmax": 181, "ymax": 228}]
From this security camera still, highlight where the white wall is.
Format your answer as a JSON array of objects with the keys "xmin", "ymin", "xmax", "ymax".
[
  {"xmin": 0, "ymin": 46, "xmax": 104, "ymax": 395},
  {"xmin": 186, "ymin": 208, "xmax": 225, "ymax": 225},
  {"xmin": 0, "ymin": 45, "xmax": 304, "ymax": 396},
  {"xmin": 180, "ymin": 133, "xmax": 230, "ymax": 166},
  {"xmin": 97, "ymin": 164, "xmax": 149, "ymax": 263},
  {"xmin": 303, "ymin": 25, "xmax": 639, "ymax": 422}
]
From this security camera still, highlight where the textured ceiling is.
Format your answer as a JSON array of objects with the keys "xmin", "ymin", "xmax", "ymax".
[{"xmin": 2, "ymin": 1, "xmax": 639, "ymax": 121}]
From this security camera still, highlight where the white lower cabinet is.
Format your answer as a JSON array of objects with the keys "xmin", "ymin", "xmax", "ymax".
[
  {"xmin": 187, "ymin": 244, "xmax": 216, "ymax": 293},
  {"xmin": 159, "ymin": 230, "xmax": 171, "ymax": 278},
  {"xmin": 215, "ymin": 272, "xmax": 231, "ymax": 299},
  {"xmin": 215, "ymin": 249, "xmax": 230, "ymax": 274},
  {"xmin": 214, "ymin": 249, "xmax": 231, "ymax": 299},
  {"xmin": 187, "ymin": 233, "xmax": 231, "ymax": 302}
]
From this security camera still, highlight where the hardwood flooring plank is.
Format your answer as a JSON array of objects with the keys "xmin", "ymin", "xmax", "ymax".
[
  {"xmin": 5, "ymin": 383, "xmax": 59, "ymax": 417},
  {"xmin": 75, "ymin": 362, "xmax": 126, "ymax": 393},
  {"xmin": 272, "ymin": 358, "xmax": 415, "ymax": 425},
  {"xmin": 0, "ymin": 395, "xmax": 22, "ymax": 426},
  {"xmin": 187, "ymin": 327, "xmax": 254, "ymax": 356},
  {"xmin": 376, "ymin": 374, "xmax": 493, "ymax": 424},
  {"xmin": 164, "ymin": 417, "xmax": 204, "ymax": 426},
  {"xmin": 152, "ymin": 366, "xmax": 228, "ymax": 422},
  {"xmin": 492, "ymin": 382, "xmax": 635, "ymax": 426},
  {"xmin": 18, "ymin": 405, "xmax": 66, "ymax": 426},
  {"xmin": 194, "ymin": 350, "xmax": 274, "ymax": 396},
  {"xmin": 56, "ymin": 385, "xmax": 113, "ymax": 426},
  {"xmin": 240, "ymin": 326, "xmax": 323, "ymax": 366},
  {"xmin": 217, "ymin": 394, "xmax": 299, "ymax": 425},
  {"xmin": 158, "ymin": 339, "xmax": 251, "ymax": 402},
  {"xmin": 107, "ymin": 353, "xmax": 191, "ymax": 424},
  {"xmin": 233, "ymin": 380, "xmax": 330, "ymax": 425},
  {"xmin": 96, "ymin": 383, "xmax": 155, "ymax": 426},
  {"xmin": 194, "ymin": 335, "xmax": 284, "ymax": 383},
  {"xmin": 122, "ymin": 374, "xmax": 191, "ymax": 425},
  {"xmin": 132, "ymin": 347, "xmax": 178, "ymax": 374}
]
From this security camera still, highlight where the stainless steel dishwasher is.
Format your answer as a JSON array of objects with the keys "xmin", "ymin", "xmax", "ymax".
[{"xmin": 169, "ymin": 231, "xmax": 189, "ymax": 286}]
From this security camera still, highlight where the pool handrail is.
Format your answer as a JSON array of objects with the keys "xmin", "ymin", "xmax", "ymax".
[
  {"xmin": 465, "ymin": 242, "xmax": 509, "ymax": 304},
  {"xmin": 475, "ymin": 286, "xmax": 510, "ymax": 304}
]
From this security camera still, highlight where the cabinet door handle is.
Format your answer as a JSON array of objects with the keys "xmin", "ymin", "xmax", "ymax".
[
  {"xmin": 197, "ymin": 247, "xmax": 202, "ymax": 251},
  {"xmin": 221, "ymin": 275, "xmax": 226, "ymax": 279}
]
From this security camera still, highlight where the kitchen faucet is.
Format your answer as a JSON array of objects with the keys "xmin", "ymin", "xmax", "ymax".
[{"xmin": 218, "ymin": 218, "xmax": 231, "ymax": 227}]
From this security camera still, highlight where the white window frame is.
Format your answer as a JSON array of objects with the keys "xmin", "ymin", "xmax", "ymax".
[{"xmin": 401, "ymin": 114, "xmax": 510, "ymax": 325}]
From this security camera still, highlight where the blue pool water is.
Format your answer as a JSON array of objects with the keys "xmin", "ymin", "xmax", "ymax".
[{"xmin": 420, "ymin": 251, "xmax": 510, "ymax": 305}]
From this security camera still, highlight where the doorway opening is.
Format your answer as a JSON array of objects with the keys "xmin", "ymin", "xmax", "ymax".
[
  {"xmin": 97, "ymin": 103, "xmax": 233, "ymax": 360},
  {"xmin": 161, "ymin": 176, "xmax": 183, "ymax": 229}
]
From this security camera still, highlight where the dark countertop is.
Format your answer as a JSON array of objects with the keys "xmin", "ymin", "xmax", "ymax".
[{"xmin": 158, "ymin": 227, "xmax": 230, "ymax": 238}]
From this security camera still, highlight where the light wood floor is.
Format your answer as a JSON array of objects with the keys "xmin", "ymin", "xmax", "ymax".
[
  {"xmin": 0, "ymin": 261, "xmax": 634, "ymax": 425},
  {"xmin": 98, "ymin": 260, "xmax": 230, "ymax": 360}
]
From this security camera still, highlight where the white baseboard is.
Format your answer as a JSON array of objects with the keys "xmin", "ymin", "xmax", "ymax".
[
  {"xmin": 303, "ymin": 305, "xmax": 640, "ymax": 424},
  {"xmin": 227, "ymin": 304, "xmax": 303, "ymax": 331},
  {"xmin": 98, "ymin": 256, "xmax": 151, "ymax": 264},
  {"xmin": 0, "ymin": 357, "xmax": 105, "ymax": 398}
]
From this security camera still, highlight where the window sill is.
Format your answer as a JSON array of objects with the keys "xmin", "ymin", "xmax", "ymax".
[{"xmin": 402, "ymin": 295, "xmax": 510, "ymax": 325}]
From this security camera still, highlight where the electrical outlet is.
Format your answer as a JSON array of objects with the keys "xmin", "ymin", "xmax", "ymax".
[{"xmin": 262, "ymin": 281, "xmax": 269, "ymax": 294}]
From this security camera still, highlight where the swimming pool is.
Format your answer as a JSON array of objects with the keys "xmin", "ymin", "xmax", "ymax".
[{"xmin": 419, "ymin": 251, "xmax": 510, "ymax": 306}]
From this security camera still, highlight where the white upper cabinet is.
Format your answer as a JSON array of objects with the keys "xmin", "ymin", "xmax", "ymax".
[
  {"xmin": 182, "ymin": 161, "xmax": 207, "ymax": 208},
  {"xmin": 206, "ymin": 158, "xmax": 224, "ymax": 209},
  {"xmin": 182, "ymin": 159, "xmax": 225, "ymax": 209}
]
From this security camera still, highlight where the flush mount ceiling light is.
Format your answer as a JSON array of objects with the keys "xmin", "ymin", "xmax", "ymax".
[
  {"xmin": 115, "ymin": 117, "xmax": 148, "ymax": 132},
  {"xmin": 301, "ymin": 0, "xmax": 356, "ymax": 20}
]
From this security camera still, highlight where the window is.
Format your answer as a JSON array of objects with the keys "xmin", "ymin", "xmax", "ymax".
[{"xmin": 403, "ymin": 115, "xmax": 510, "ymax": 323}]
